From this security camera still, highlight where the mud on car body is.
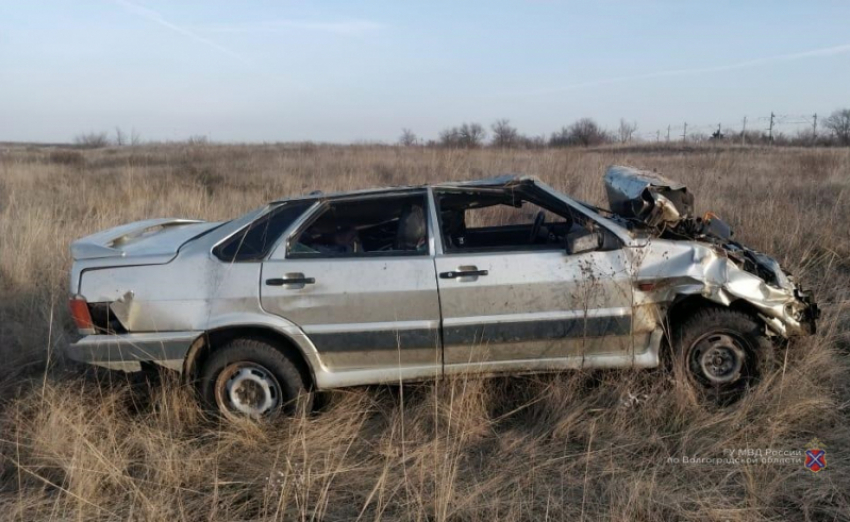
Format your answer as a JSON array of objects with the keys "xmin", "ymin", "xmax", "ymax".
[{"xmin": 67, "ymin": 166, "xmax": 818, "ymax": 417}]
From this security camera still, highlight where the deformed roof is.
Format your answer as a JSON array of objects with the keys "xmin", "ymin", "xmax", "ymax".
[{"xmin": 273, "ymin": 174, "xmax": 541, "ymax": 203}]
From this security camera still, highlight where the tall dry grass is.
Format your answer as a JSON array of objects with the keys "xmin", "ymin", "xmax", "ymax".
[{"xmin": 0, "ymin": 143, "xmax": 848, "ymax": 520}]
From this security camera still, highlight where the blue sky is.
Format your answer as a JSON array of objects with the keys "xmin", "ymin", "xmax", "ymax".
[{"xmin": 2, "ymin": 0, "xmax": 849, "ymax": 143}]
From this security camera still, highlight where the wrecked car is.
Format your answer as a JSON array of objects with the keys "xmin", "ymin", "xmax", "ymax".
[{"xmin": 67, "ymin": 166, "xmax": 818, "ymax": 417}]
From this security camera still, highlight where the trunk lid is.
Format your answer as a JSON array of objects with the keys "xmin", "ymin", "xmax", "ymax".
[{"xmin": 70, "ymin": 218, "xmax": 220, "ymax": 261}]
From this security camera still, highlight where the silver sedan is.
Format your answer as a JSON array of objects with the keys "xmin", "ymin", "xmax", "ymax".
[{"xmin": 66, "ymin": 166, "xmax": 818, "ymax": 418}]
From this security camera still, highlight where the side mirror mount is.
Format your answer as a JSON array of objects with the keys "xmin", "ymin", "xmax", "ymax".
[{"xmin": 565, "ymin": 228, "xmax": 601, "ymax": 255}]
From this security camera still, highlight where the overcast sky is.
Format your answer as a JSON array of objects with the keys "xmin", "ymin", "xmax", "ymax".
[{"xmin": 2, "ymin": 0, "xmax": 849, "ymax": 143}]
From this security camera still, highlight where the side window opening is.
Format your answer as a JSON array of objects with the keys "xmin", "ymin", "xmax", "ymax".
[
  {"xmin": 213, "ymin": 200, "xmax": 313, "ymax": 262},
  {"xmin": 436, "ymin": 189, "xmax": 606, "ymax": 253},
  {"xmin": 288, "ymin": 193, "xmax": 429, "ymax": 258}
]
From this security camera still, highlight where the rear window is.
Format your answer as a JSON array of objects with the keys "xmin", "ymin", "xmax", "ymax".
[{"xmin": 214, "ymin": 200, "xmax": 313, "ymax": 262}]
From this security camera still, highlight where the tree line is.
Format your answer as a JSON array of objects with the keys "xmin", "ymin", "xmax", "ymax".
[
  {"xmin": 70, "ymin": 109, "xmax": 850, "ymax": 149},
  {"xmin": 400, "ymin": 108, "xmax": 850, "ymax": 148}
]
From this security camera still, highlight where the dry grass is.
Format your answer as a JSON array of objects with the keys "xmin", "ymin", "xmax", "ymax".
[{"xmin": 0, "ymin": 143, "xmax": 848, "ymax": 521}]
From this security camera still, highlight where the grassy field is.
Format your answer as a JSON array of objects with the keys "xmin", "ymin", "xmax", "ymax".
[{"xmin": 0, "ymin": 143, "xmax": 848, "ymax": 521}]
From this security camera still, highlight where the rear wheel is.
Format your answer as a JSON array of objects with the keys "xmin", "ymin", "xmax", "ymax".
[
  {"xmin": 199, "ymin": 337, "xmax": 312, "ymax": 419},
  {"xmin": 673, "ymin": 307, "xmax": 774, "ymax": 403}
]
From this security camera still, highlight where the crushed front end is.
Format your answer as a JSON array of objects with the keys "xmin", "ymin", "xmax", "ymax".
[{"xmin": 605, "ymin": 165, "xmax": 819, "ymax": 338}]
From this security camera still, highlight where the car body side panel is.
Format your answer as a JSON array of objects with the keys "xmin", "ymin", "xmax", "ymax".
[
  {"xmin": 78, "ymin": 260, "xmax": 215, "ymax": 332},
  {"xmin": 434, "ymin": 249, "xmax": 653, "ymax": 371},
  {"xmin": 77, "ymin": 248, "xmax": 269, "ymax": 332},
  {"xmin": 259, "ymin": 257, "xmax": 442, "ymax": 374}
]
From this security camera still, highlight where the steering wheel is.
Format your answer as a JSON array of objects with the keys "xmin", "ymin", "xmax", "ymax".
[{"xmin": 529, "ymin": 211, "xmax": 545, "ymax": 244}]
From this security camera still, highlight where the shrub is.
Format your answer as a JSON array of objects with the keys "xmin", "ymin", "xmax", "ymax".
[
  {"xmin": 48, "ymin": 149, "xmax": 86, "ymax": 167},
  {"xmin": 73, "ymin": 132, "xmax": 110, "ymax": 149}
]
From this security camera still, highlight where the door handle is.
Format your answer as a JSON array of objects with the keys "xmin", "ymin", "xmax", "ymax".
[
  {"xmin": 266, "ymin": 276, "xmax": 315, "ymax": 286},
  {"xmin": 439, "ymin": 269, "xmax": 488, "ymax": 279}
]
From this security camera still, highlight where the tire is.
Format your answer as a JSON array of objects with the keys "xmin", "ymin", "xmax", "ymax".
[
  {"xmin": 199, "ymin": 337, "xmax": 313, "ymax": 420},
  {"xmin": 672, "ymin": 307, "xmax": 775, "ymax": 404}
]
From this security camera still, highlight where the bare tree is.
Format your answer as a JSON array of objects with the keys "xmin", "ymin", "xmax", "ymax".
[
  {"xmin": 824, "ymin": 108, "xmax": 850, "ymax": 146},
  {"xmin": 617, "ymin": 118, "xmax": 638, "ymax": 143},
  {"xmin": 458, "ymin": 122, "xmax": 486, "ymax": 148},
  {"xmin": 490, "ymin": 119, "xmax": 518, "ymax": 148},
  {"xmin": 439, "ymin": 127, "xmax": 461, "ymax": 148},
  {"xmin": 518, "ymin": 134, "xmax": 547, "ymax": 149},
  {"xmin": 440, "ymin": 123, "xmax": 486, "ymax": 148},
  {"xmin": 129, "ymin": 128, "xmax": 142, "ymax": 146},
  {"xmin": 549, "ymin": 127, "xmax": 572, "ymax": 148},
  {"xmin": 689, "ymin": 132, "xmax": 710, "ymax": 143},
  {"xmin": 114, "ymin": 127, "xmax": 126, "ymax": 147},
  {"xmin": 74, "ymin": 131, "xmax": 110, "ymax": 149},
  {"xmin": 398, "ymin": 128, "xmax": 418, "ymax": 146},
  {"xmin": 550, "ymin": 118, "xmax": 609, "ymax": 147}
]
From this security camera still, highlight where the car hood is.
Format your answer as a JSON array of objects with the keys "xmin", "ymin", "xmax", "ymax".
[
  {"xmin": 604, "ymin": 165, "xmax": 695, "ymax": 227},
  {"xmin": 71, "ymin": 218, "xmax": 221, "ymax": 261}
]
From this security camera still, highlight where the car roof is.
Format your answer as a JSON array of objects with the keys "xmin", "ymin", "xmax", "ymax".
[{"xmin": 271, "ymin": 174, "xmax": 540, "ymax": 204}]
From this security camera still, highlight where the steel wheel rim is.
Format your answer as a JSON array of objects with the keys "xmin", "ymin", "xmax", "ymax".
[
  {"xmin": 215, "ymin": 362, "xmax": 282, "ymax": 418},
  {"xmin": 688, "ymin": 331, "xmax": 750, "ymax": 386}
]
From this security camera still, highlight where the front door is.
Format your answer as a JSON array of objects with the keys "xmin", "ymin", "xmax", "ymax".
[
  {"xmin": 261, "ymin": 191, "xmax": 442, "ymax": 381},
  {"xmin": 432, "ymin": 186, "xmax": 643, "ymax": 374}
]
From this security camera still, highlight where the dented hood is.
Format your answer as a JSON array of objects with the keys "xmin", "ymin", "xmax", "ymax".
[{"xmin": 604, "ymin": 166, "xmax": 694, "ymax": 227}]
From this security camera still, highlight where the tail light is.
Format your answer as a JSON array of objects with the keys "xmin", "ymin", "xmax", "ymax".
[{"xmin": 68, "ymin": 296, "xmax": 95, "ymax": 333}]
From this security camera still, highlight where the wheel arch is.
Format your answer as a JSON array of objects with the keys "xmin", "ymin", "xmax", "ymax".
[
  {"xmin": 666, "ymin": 294, "xmax": 767, "ymax": 334},
  {"xmin": 184, "ymin": 325, "xmax": 317, "ymax": 390}
]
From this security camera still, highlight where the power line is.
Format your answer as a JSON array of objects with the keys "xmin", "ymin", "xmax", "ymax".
[{"xmin": 649, "ymin": 109, "xmax": 829, "ymax": 145}]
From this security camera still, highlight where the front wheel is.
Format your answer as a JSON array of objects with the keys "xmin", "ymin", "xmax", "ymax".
[
  {"xmin": 673, "ymin": 308, "xmax": 774, "ymax": 403},
  {"xmin": 199, "ymin": 338, "xmax": 312, "ymax": 420}
]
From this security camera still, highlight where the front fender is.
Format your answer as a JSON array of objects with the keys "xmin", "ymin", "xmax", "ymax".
[{"xmin": 634, "ymin": 240, "xmax": 813, "ymax": 337}]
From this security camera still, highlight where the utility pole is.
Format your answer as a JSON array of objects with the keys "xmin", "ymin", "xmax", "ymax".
[
  {"xmin": 666, "ymin": 125, "xmax": 671, "ymax": 142},
  {"xmin": 812, "ymin": 113, "xmax": 818, "ymax": 142},
  {"xmin": 656, "ymin": 130, "xmax": 660, "ymax": 142},
  {"xmin": 768, "ymin": 111, "xmax": 775, "ymax": 143},
  {"xmin": 741, "ymin": 116, "xmax": 747, "ymax": 145},
  {"xmin": 682, "ymin": 122, "xmax": 687, "ymax": 143}
]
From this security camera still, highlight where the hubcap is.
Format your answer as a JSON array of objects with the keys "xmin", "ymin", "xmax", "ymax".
[
  {"xmin": 690, "ymin": 333, "xmax": 747, "ymax": 385},
  {"xmin": 216, "ymin": 363, "xmax": 281, "ymax": 417}
]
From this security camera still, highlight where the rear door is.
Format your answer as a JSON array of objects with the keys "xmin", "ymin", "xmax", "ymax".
[
  {"xmin": 261, "ymin": 191, "xmax": 442, "ymax": 382},
  {"xmin": 431, "ymin": 185, "xmax": 642, "ymax": 374}
]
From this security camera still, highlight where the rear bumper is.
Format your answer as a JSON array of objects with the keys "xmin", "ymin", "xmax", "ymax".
[{"xmin": 66, "ymin": 331, "xmax": 202, "ymax": 373}]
